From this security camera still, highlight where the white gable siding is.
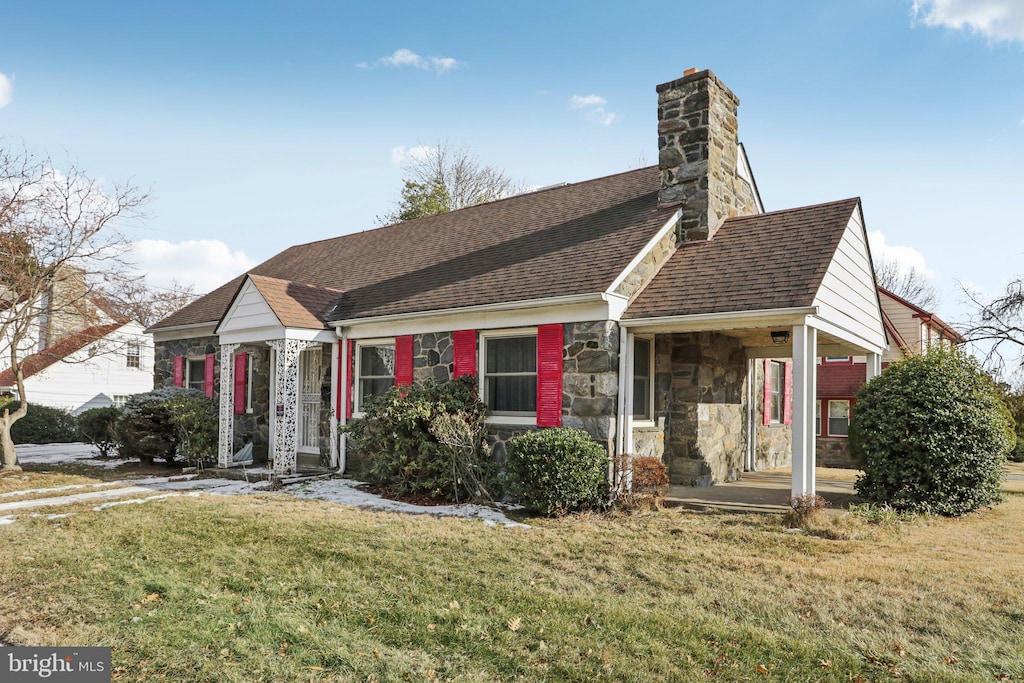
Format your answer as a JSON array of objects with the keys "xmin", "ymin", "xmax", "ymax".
[
  {"xmin": 878, "ymin": 293, "xmax": 922, "ymax": 358},
  {"xmin": 18, "ymin": 323, "xmax": 154, "ymax": 414},
  {"xmin": 216, "ymin": 279, "xmax": 285, "ymax": 339},
  {"xmin": 812, "ymin": 209, "xmax": 886, "ymax": 352}
]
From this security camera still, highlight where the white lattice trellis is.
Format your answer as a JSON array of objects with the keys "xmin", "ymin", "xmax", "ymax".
[
  {"xmin": 270, "ymin": 339, "xmax": 320, "ymax": 474},
  {"xmin": 218, "ymin": 343, "xmax": 239, "ymax": 468}
]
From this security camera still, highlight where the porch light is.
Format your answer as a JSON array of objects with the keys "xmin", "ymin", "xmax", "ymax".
[{"xmin": 770, "ymin": 330, "xmax": 790, "ymax": 345}]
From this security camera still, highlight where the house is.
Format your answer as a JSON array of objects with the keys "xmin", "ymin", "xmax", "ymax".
[
  {"xmin": 148, "ymin": 68, "xmax": 888, "ymax": 497},
  {"xmin": 816, "ymin": 287, "xmax": 964, "ymax": 467},
  {"xmin": 0, "ymin": 275, "xmax": 154, "ymax": 414}
]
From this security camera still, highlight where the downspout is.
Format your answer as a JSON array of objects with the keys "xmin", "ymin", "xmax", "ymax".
[
  {"xmin": 329, "ymin": 340, "xmax": 339, "ymax": 469},
  {"xmin": 337, "ymin": 328, "xmax": 348, "ymax": 474}
]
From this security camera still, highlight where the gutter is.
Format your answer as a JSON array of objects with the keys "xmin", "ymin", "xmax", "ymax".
[{"xmin": 620, "ymin": 306, "xmax": 820, "ymax": 329}]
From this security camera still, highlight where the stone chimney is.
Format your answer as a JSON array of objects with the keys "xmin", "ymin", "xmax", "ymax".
[{"xmin": 657, "ymin": 69, "xmax": 757, "ymax": 241}]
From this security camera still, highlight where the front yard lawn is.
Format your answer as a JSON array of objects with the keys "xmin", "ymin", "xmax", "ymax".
[{"xmin": 0, "ymin": 473, "xmax": 1022, "ymax": 682}]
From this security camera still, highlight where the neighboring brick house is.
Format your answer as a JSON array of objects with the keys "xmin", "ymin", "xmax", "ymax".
[
  {"xmin": 148, "ymin": 68, "xmax": 888, "ymax": 497},
  {"xmin": 816, "ymin": 287, "xmax": 964, "ymax": 467}
]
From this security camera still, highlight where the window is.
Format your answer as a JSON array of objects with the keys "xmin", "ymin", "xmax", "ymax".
[
  {"xmin": 126, "ymin": 341, "xmax": 141, "ymax": 368},
  {"xmin": 483, "ymin": 333, "xmax": 537, "ymax": 417},
  {"xmin": 246, "ymin": 353, "xmax": 254, "ymax": 413},
  {"xmin": 815, "ymin": 400, "xmax": 821, "ymax": 436},
  {"xmin": 186, "ymin": 358, "xmax": 205, "ymax": 392},
  {"xmin": 828, "ymin": 400, "xmax": 850, "ymax": 437},
  {"xmin": 632, "ymin": 337, "xmax": 653, "ymax": 421},
  {"xmin": 113, "ymin": 395, "xmax": 129, "ymax": 408},
  {"xmin": 769, "ymin": 360, "xmax": 783, "ymax": 424},
  {"xmin": 356, "ymin": 342, "xmax": 394, "ymax": 412},
  {"xmin": 823, "ymin": 356, "xmax": 852, "ymax": 364}
]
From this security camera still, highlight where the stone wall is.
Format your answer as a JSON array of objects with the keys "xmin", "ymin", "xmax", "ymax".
[
  {"xmin": 651, "ymin": 332, "xmax": 747, "ymax": 486},
  {"xmin": 154, "ymin": 335, "xmax": 220, "ymax": 390},
  {"xmin": 816, "ymin": 437, "xmax": 857, "ymax": 469},
  {"xmin": 413, "ymin": 332, "xmax": 455, "ymax": 383},
  {"xmin": 560, "ymin": 321, "xmax": 619, "ymax": 454},
  {"xmin": 656, "ymin": 69, "xmax": 759, "ymax": 241},
  {"xmin": 613, "ymin": 227, "xmax": 678, "ymax": 300}
]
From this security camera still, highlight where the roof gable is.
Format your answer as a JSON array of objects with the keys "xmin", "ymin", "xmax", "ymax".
[{"xmin": 624, "ymin": 198, "xmax": 862, "ymax": 319}]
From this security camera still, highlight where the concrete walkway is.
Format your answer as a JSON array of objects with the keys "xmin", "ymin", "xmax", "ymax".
[{"xmin": 666, "ymin": 471, "xmax": 859, "ymax": 513}]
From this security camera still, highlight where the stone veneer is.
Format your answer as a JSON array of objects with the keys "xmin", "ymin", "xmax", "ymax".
[
  {"xmin": 816, "ymin": 437, "xmax": 857, "ymax": 469},
  {"xmin": 413, "ymin": 332, "xmax": 455, "ymax": 383},
  {"xmin": 612, "ymin": 227, "xmax": 678, "ymax": 300},
  {"xmin": 656, "ymin": 69, "xmax": 759, "ymax": 241},
  {"xmin": 644, "ymin": 332, "xmax": 747, "ymax": 486}
]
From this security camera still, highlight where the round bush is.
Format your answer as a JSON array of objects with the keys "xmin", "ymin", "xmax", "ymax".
[
  {"xmin": 77, "ymin": 406, "xmax": 122, "ymax": 457},
  {"xmin": 117, "ymin": 387, "xmax": 210, "ymax": 463},
  {"xmin": 0, "ymin": 400, "xmax": 79, "ymax": 444},
  {"xmin": 850, "ymin": 347, "xmax": 1013, "ymax": 516},
  {"xmin": 505, "ymin": 427, "xmax": 609, "ymax": 515}
]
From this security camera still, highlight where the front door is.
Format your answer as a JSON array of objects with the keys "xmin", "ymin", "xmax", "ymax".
[{"xmin": 298, "ymin": 347, "xmax": 322, "ymax": 456}]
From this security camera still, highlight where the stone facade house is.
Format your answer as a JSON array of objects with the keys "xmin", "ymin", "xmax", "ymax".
[
  {"xmin": 149, "ymin": 68, "xmax": 888, "ymax": 497},
  {"xmin": 815, "ymin": 287, "xmax": 963, "ymax": 467}
]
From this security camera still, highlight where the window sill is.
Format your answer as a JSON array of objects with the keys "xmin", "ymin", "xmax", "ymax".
[{"xmin": 485, "ymin": 415, "xmax": 536, "ymax": 427}]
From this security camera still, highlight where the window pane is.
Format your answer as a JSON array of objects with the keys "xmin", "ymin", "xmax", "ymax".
[
  {"xmin": 360, "ymin": 378, "xmax": 394, "ymax": 406},
  {"xmin": 486, "ymin": 336, "xmax": 536, "ymax": 374},
  {"xmin": 360, "ymin": 345, "xmax": 394, "ymax": 376},
  {"xmin": 632, "ymin": 378, "xmax": 650, "ymax": 419},
  {"xmin": 634, "ymin": 338, "xmax": 650, "ymax": 376},
  {"xmin": 828, "ymin": 401, "xmax": 850, "ymax": 436},
  {"xmin": 815, "ymin": 400, "xmax": 821, "ymax": 435},
  {"xmin": 187, "ymin": 359, "xmax": 205, "ymax": 391},
  {"xmin": 487, "ymin": 376, "xmax": 537, "ymax": 414},
  {"xmin": 770, "ymin": 361, "xmax": 782, "ymax": 424}
]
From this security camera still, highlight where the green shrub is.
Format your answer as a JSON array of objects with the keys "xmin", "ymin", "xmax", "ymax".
[
  {"xmin": 167, "ymin": 392, "xmax": 218, "ymax": 465},
  {"xmin": 998, "ymin": 388, "xmax": 1024, "ymax": 462},
  {"xmin": 850, "ymin": 347, "xmax": 1014, "ymax": 516},
  {"xmin": 344, "ymin": 376, "xmax": 492, "ymax": 502},
  {"xmin": 117, "ymin": 387, "xmax": 209, "ymax": 464},
  {"xmin": 77, "ymin": 407, "xmax": 122, "ymax": 457},
  {"xmin": 505, "ymin": 427, "xmax": 609, "ymax": 516},
  {"xmin": 0, "ymin": 401, "xmax": 79, "ymax": 444}
]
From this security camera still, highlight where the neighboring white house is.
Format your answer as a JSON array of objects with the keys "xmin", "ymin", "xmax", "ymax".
[{"xmin": 0, "ymin": 312, "xmax": 155, "ymax": 414}]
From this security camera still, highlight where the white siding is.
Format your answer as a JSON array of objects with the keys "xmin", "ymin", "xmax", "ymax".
[
  {"xmin": 812, "ymin": 210, "xmax": 886, "ymax": 352},
  {"xmin": 216, "ymin": 279, "xmax": 285, "ymax": 338},
  {"xmin": 878, "ymin": 291, "xmax": 925, "ymax": 358},
  {"xmin": 18, "ymin": 322, "xmax": 154, "ymax": 414}
]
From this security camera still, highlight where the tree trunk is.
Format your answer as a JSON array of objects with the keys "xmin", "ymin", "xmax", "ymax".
[{"xmin": 0, "ymin": 408, "xmax": 22, "ymax": 471}]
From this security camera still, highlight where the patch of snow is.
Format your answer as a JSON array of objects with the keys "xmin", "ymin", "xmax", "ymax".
[
  {"xmin": 0, "ymin": 481, "xmax": 124, "ymax": 499},
  {"xmin": 13, "ymin": 443, "xmax": 133, "ymax": 469},
  {"xmin": 287, "ymin": 478, "xmax": 530, "ymax": 528},
  {"xmin": 0, "ymin": 516, "xmax": 14, "ymax": 526},
  {"xmin": 0, "ymin": 486, "xmax": 153, "ymax": 513},
  {"xmin": 93, "ymin": 491, "xmax": 200, "ymax": 511}
]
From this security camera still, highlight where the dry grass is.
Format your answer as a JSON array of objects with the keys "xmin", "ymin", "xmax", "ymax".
[
  {"xmin": 0, "ymin": 470, "xmax": 100, "ymax": 494},
  {"xmin": 0, "ymin": 471, "xmax": 1022, "ymax": 682}
]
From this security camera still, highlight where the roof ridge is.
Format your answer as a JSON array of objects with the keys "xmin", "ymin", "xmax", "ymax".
[{"xmin": 724, "ymin": 197, "xmax": 860, "ymax": 223}]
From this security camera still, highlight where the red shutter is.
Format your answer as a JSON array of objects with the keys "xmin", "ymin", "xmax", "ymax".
[
  {"xmin": 783, "ymin": 361, "xmax": 793, "ymax": 425},
  {"xmin": 173, "ymin": 356, "xmax": 184, "ymax": 387},
  {"xmin": 345, "ymin": 339, "xmax": 354, "ymax": 420},
  {"xmin": 395, "ymin": 335, "xmax": 413, "ymax": 387},
  {"xmin": 536, "ymin": 324, "xmax": 564, "ymax": 428},
  {"xmin": 453, "ymin": 329, "xmax": 477, "ymax": 378},
  {"xmin": 204, "ymin": 353, "xmax": 215, "ymax": 398},
  {"xmin": 233, "ymin": 353, "xmax": 247, "ymax": 414},
  {"xmin": 762, "ymin": 359, "xmax": 771, "ymax": 426}
]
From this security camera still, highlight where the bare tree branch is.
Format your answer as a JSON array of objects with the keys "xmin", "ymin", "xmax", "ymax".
[
  {"xmin": 874, "ymin": 256, "xmax": 939, "ymax": 311},
  {"xmin": 961, "ymin": 279, "xmax": 1024, "ymax": 378}
]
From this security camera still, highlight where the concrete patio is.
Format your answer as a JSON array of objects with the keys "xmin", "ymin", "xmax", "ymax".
[{"xmin": 665, "ymin": 469, "xmax": 860, "ymax": 513}]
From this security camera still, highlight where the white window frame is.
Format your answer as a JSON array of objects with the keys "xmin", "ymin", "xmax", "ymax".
[
  {"xmin": 479, "ymin": 327, "xmax": 538, "ymax": 426},
  {"xmin": 769, "ymin": 360, "xmax": 783, "ymax": 425},
  {"xmin": 353, "ymin": 337, "xmax": 395, "ymax": 417},
  {"xmin": 126, "ymin": 341, "xmax": 141, "ymax": 369},
  {"xmin": 815, "ymin": 399, "xmax": 821, "ymax": 436},
  {"xmin": 631, "ymin": 335, "xmax": 655, "ymax": 425},
  {"xmin": 245, "ymin": 352, "xmax": 255, "ymax": 414},
  {"xmin": 113, "ymin": 394, "xmax": 129, "ymax": 409},
  {"xmin": 827, "ymin": 399, "xmax": 851, "ymax": 437},
  {"xmin": 185, "ymin": 356, "xmax": 206, "ymax": 393}
]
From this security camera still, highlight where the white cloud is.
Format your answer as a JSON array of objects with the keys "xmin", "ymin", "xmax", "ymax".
[
  {"xmin": 130, "ymin": 239, "xmax": 256, "ymax": 294},
  {"xmin": 912, "ymin": 0, "xmax": 1024, "ymax": 42},
  {"xmin": 868, "ymin": 230, "xmax": 934, "ymax": 276},
  {"xmin": 390, "ymin": 144, "xmax": 436, "ymax": 167},
  {"xmin": 360, "ymin": 49, "xmax": 462, "ymax": 74},
  {"xmin": 569, "ymin": 93, "xmax": 618, "ymax": 126},
  {"xmin": 569, "ymin": 94, "xmax": 606, "ymax": 109},
  {"xmin": 0, "ymin": 73, "xmax": 12, "ymax": 108}
]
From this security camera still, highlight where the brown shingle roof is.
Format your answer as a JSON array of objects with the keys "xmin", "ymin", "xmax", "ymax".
[
  {"xmin": 0, "ymin": 322, "xmax": 125, "ymax": 386},
  {"xmin": 623, "ymin": 198, "xmax": 861, "ymax": 319},
  {"xmin": 151, "ymin": 167, "xmax": 675, "ymax": 330},
  {"xmin": 242, "ymin": 275, "xmax": 343, "ymax": 330}
]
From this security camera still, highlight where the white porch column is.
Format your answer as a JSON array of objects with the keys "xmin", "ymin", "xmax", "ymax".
[
  {"xmin": 218, "ymin": 343, "xmax": 239, "ymax": 468},
  {"xmin": 337, "ymin": 334, "xmax": 349, "ymax": 474},
  {"xmin": 614, "ymin": 325, "xmax": 629, "ymax": 490},
  {"xmin": 790, "ymin": 324, "xmax": 817, "ymax": 498},
  {"xmin": 329, "ymin": 341, "xmax": 339, "ymax": 469},
  {"xmin": 865, "ymin": 352, "xmax": 882, "ymax": 382},
  {"xmin": 268, "ymin": 339, "xmax": 318, "ymax": 475}
]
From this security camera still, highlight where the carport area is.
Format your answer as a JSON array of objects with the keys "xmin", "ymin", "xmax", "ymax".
[{"xmin": 665, "ymin": 469, "xmax": 860, "ymax": 513}]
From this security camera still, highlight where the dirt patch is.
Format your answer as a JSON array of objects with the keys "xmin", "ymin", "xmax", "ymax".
[{"xmin": 356, "ymin": 483, "xmax": 461, "ymax": 507}]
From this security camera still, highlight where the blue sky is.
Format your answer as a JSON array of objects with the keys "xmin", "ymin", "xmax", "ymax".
[{"xmin": 1, "ymin": 0, "xmax": 1022, "ymax": 330}]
